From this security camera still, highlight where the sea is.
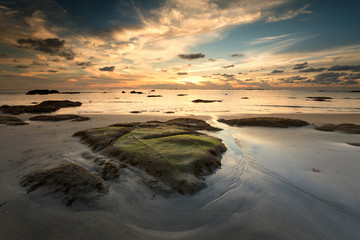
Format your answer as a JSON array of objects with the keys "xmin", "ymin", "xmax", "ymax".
[{"xmin": 1, "ymin": 89, "xmax": 359, "ymax": 115}]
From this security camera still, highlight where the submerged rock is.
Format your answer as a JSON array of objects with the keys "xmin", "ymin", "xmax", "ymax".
[
  {"xmin": 306, "ymin": 97, "xmax": 333, "ymax": 101},
  {"xmin": 177, "ymin": 94, "xmax": 188, "ymax": 96},
  {"xmin": 20, "ymin": 162, "xmax": 108, "ymax": 206},
  {"xmin": 0, "ymin": 100, "xmax": 82, "ymax": 115},
  {"xmin": 347, "ymin": 142, "xmax": 360, "ymax": 147},
  {"xmin": 218, "ymin": 117, "xmax": 309, "ymax": 128},
  {"xmin": 26, "ymin": 89, "xmax": 60, "ymax": 95},
  {"xmin": 73, "ymin": 118, "xmax": 226, "ymax": 195},
  {"xmin": 0, "ymin": 116, "xmax": 28, "ymax": 125},
  {"xmin": 192, "ymin": 99, "xmax": 222, "ymax": 103},
  {"xmin": 315, "ymin": 123, "xmax": 360, "ymax": 134},
  {"xmin": 147, "ymin": 95, "xmax": 162, "ymax": 97},
  {"xmin": 29, "ymin": 114, "xmax": 90, "ymax": 122}
]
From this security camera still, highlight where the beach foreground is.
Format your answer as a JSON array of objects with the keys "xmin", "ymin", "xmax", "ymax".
[{"xmin": 1, "ymin": 113, "xmax": 360, "ymax": 239}]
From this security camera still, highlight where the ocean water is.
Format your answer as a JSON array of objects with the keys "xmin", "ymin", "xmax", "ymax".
[{"xmin": 0, "ymin": 89, "xmax": 359, "ymax": 115}]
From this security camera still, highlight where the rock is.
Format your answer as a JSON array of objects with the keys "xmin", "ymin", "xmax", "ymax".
[
  {"xmin": 0, "ymin": 100, "xmax": 82, "ymax": 115},
  {"xmin": 93, "ymin": 156, "xmax": 126, "ymax": 180},
  {"xmin": 306, "ymin": 97, "xmax": 333, "ymax": 101},
  {"xmin": 192, "ymin": 99, "xmax": 222, "ymax": 103},
  {"xmin": 0, "ymin": 116, "xmax": 28, "ymax": 125},
  {"xmin": 166, "ymin": 118, "xmax": 222, "ymax": 131},
  {"xmin": 61, "ymin": 92, "xmax": 80, "ymax": 94},
  {"xmin": 218, "ymin": 117, "xmax": 309, "ymax": 128},
  {"xmin": 177, "ymin": 94, "xmax": 188, "ymax": 96},
  {"xmin": 164, "ymin": 111, "xmax": 175, "ymax": 114},
  {"xmin": 29, "ymin": 114, "xmax": 90, "ymax": 122},
  {"xmin": 26, "ymin": 89, "xmax": 60, "ymax": 95},
  {"xmin": 347, "ymin": 143, "xmax": 360, "ymax": 147},
  {"xmin": 312, "ymin": 168, "xmax": 320, "ymax": 173},
  {"xmin": 130, "ymin": 111, "xmax": 141, "ymax": 114},
  {"xmin": 241, "ymin": 97, "xmax": 249, "ymax": 99},
  {"xmin": 20, "ymin": 162, "xmax": 109, "ymax": 206},
  {"xmin": 130, "ymin": 91, "xmax": 143, "ymax": 94},
  {"xmin": 147, "ymin": 95, "xmax": 162, "ymax": 97},
  {"xmin": 151, "ymin": 89, "xmax": 155, "ymax": 92},
  {"xmin": 315, "ymin": 123, "xmax": 360, "ymax": 134},
  {"xmin": 122, "ymin": 91, "xmax": 126, "ymax": 93},
  {"xmin": 73, "ymin": 119, "xmax": 226, "ymax": 195}
]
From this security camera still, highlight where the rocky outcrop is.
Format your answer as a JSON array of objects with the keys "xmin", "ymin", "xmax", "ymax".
[
  {"xmin": 306, "ymin": 97, "xmax": 333, "ymax": 101},
  {"xmin": 315, "ymin": 123, "xmax": 360, "ymax": 134},
  {"xmin": 192, "ymin": 99, "xmax": 222, "ymax": 103},
  {"xmin": 29, "ymin": 114, "xmax": 90, "ymax": 122},
  {"xmin": 0, "ymin": 116, "xmax": 28, "ymax": 125},
  {"xmin": 0, "ymin": 100, "xmax": 82, "ymax": 115},
  {"xmin": 20, "ymin": 162, "xmax": 109, "ymax": 206},
  {"xmin": 218, "ymin": 117, "xmax": 309, "ymax": 128},
  {"xmin": 73, "ymin": 118, "xmax": 226, "ymax": 195},
  {"xmin": 26, "ymin": 89, "xmax": 60, "ymax": 95}
]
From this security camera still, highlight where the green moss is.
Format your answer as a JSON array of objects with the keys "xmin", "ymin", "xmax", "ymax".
[{"xmin": 74, "ymin": 119, "xmax": 226, "ymax": 194}]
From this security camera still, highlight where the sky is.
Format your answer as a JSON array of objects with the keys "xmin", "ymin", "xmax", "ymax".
[{"xmin": 0, "ymin": 0, "xmax": 359, "ymax": 90}]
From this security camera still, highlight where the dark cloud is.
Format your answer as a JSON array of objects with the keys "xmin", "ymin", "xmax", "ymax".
[
  {"xmin": 231, "ymin": 53, "xmax": 244, "ymax": 57},
  {"xmin": 344, "ymin": 73, "xmax": 360, "ymax": 80},
  {"xmin": 221, "ymin": 64, "xmax": 234, "ymax": 69},
  {"xmin": 178, "ymin": 53, "xmax": 205, "ymax": 60},
  {"xmin": 0, "ymin": 53, "xmax": 10, "ymax": 58},
  {"xmin": 221, "ymin": 74, "xmax": 235, "ymax": 78},
  {"xmin": 47, "ymin": 70, "xmax": 58, "ymax": 73},
  {"xmin": 278, "ymin": 76, "xmax": 308, "ymax": 83},
  {"xmin": 31, "ymin": 61, "xmax": 49, "ymax": 66},
  {"xmin": 16, "ymin": 38, "xmax": 76, "ymax": 60},
  {"xmin": 271, "ymin": 69, "xmax": 284, "ymax": 73},
  {"xmin": 75, "ymin": 61, "xmax": 93, "ymax": 69},
  {"xmin": 293, "ymin": 62, "xmax": 308, "ymax": 70},
  {"xmin": 341, "ymin": 80, "xmax": 358, "ymax": 85},
  {"xmin": 208, "ymin": 58, "xmax": 216, "ymax": 62},
  {"xmin": 99, "ymin": 66, "xmax": 115, "ymax": 71},
  {"xmin": 299, "ymin": 67, "xmax": 326, "ymax": 72},
  {"xmin": 14, "ymin": 65, "xmax": 29, "ymax": 68},
  {"xmin": 177, "ymin": 72, "xmax": 188, "ymax": 75},
  {"xmin": 50, "ymin": 58, "xmax": 60, "ymax": 62},
  {"xmin": 308, "ymin": 72, "xmax": 347, "ymax": 84},
  {"xmin": 327, "ymin": 65, "xmax": 360, "ymax": 72}
]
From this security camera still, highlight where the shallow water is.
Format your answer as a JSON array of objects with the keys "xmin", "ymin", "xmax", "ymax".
[{"xmin": 1, "ymin": 89, "xmax": 360, "ymax": 115}]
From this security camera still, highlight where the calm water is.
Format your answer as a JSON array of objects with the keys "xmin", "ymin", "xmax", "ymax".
[{"xmin": 0, "ymin": 89, "xmax": 359, "ymax": 115}]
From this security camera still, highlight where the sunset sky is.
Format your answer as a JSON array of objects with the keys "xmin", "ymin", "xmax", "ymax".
[{"xmin": 0, "ymin": 0, "xmax": 359, "ymax": 90}]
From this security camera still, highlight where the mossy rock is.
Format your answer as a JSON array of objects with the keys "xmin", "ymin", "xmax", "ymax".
[
  {"xmin": 0, "ymin": 116, "xmax": 28, "ymax": 125},
  {"xmin": 315, "ymin": 123, "xmax": 360, "ymax": 134},
  {"xmin": 20, "ymin": 162, "xmax": 108, "ymax": 206},
  {"xmin": 29, "ymin": 114, "xmax": 90, "ymax": 122},
  {"xmin": 218, "ymin": 117, "xmax": 309, "ymax": 128},
  {"xmin": 74, "ymin": 118, "xmax": 226, "ymax": 195}
]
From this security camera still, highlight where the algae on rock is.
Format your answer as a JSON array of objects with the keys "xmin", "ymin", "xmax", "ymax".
[{"xmin": 74, "ymin": 118, "xmax": 226, "ymax": 195}]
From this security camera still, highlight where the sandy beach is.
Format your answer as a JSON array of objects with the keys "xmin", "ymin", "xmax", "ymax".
[{"xmin": 1, "ymin": 112, "xmax": 360, "ymax": 239}]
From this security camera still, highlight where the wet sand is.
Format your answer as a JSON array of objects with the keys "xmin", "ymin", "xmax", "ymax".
[{"xmin": 0, "ymin": 113, "xmax": 360, "ymax": 239}]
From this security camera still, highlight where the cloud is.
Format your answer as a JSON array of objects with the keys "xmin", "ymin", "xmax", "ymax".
[
  {"xmin": 31, "ymin": 61, "xmax": 49, "ymax": 66},
  {"xmin": 299, "ymin": 67, "xmax": 326, "ymax": 72},
  {"xmin": 16, "ymin": 38, "xmax": 75, "ymax": 60},
  {"xmin": 99, "ymin": 66, "xmax": 115, "ymax": 72},
  {"xmin": 344, "ymin": 73, "xmax": 360, "ymax": 80},
  {"xmin": 341, "ymin": 80, "xmax": 358, "ymax": 85},
  {"xmin": 327, "ymin": 65, "xmax": 360, "ymax": 72},
  {"xmin": 267, "ymin": 4, "xmax": 312, "ymax": 22},
  {"xmin": 177, "ymin": 72, "xmax": 188, "ymax": 75},
  {"xmin": 278, "ymin": 75, "xmax": 308, "ymax": 83},
  {"xmin": 248, "ymin": 34, "xmax": 292, "ymax": 45},
  {"xmin": 14, "ymin": 65, "xmax": 29, "ymax": 68},
  {"xmin": 221, "ymin": 64, "xmax": 234, "ymax": 69},
  {"xmin": 231, "ymin": 53, "xmax": 244, "ymax": 57},
  {"xmin": 178, "ymin": 53, "xmax": 205, "ymax": 60},
  {"xmin": 208, "ymin": 58, "xmax": 216, "ymax": 62},
  {"xmin": 47, "ymin": 70, "xmax": 58, "ymax": 73},
  {"xmin": 293, "ymin": 62, "xmax": 308, "ymax": 70},
  {"xmin": 308, "ymin": 72, "xmax": 347, "ymax": 85},
  {"xmin": 0, "ymin": 53, "xmax": 10, "ymax": 58},
  {"xmin": 271, "ymin": 69, "xmax": 284, "ymax": 73},
  {"xmin": 76, "ymin": 61, "xmax": 93, "ymax": 69}
]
